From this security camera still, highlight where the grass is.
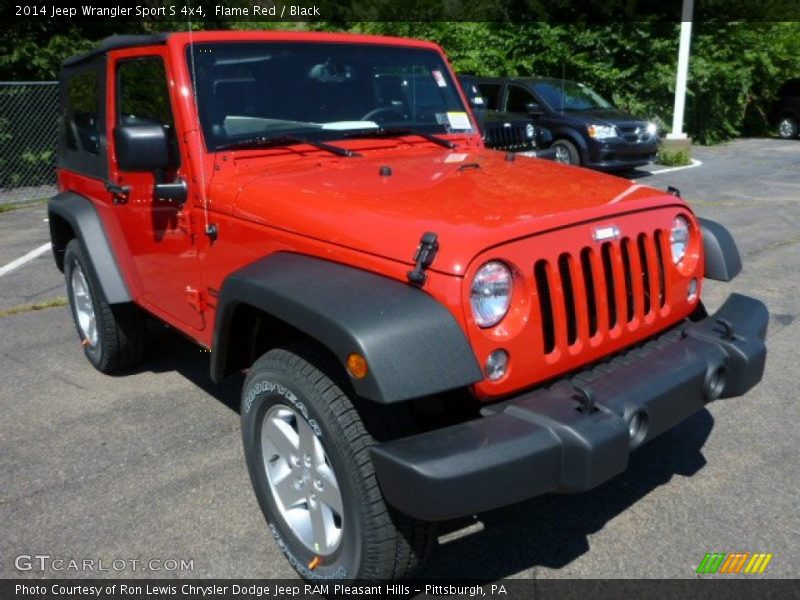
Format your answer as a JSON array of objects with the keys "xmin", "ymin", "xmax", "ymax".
[
  {"xmin": 0, "ymin": 296, "xmax": 67, "ymax": 318},
  {"xmin": 0, "ymin": 198, "xmax": 48, "ymax": 213},
  {"xmin": 656, "ymin": 148, "xmax": 692, "ymax": 167}
]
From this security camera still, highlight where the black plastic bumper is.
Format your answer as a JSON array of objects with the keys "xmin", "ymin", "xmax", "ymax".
[{"xmin": 371, "ymin": 294, "xmax": 768, "ymax": 521}]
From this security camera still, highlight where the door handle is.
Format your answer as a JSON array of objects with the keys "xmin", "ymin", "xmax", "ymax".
[{"xmin": 105, "ymin": 182, "xmax": 130, "ymax": 204}]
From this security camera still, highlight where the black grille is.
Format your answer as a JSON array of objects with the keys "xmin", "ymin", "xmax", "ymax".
[
  {"xmin": 483, "ymin": 121, "xmax": 534, "ymax": 151},
  {"xmin": 534, "ymin": 230, "xmax": 668, "ymax": 355}
]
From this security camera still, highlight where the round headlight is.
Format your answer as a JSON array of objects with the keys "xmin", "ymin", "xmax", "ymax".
[
  {"xmin": 670, "ymin": 215, "xmax": 690, "ymax": 264},
  {"xmin": 525, "ymin": 123, "xmax": 535, "ymax": 139},
  {"xmin": 471, "ymin": 261, "xmax": 512, "ymax": 328}
]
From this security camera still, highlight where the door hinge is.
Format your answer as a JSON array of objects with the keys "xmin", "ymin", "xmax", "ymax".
[{"xmin": 186, "ymin": 287, "xmax": 207, "ymax": 312}]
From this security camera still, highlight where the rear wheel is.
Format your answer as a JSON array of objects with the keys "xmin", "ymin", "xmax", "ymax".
[
  {"xmin": 241, "ymin": 344, "xmax": 435, "ymax": 581},
  {"xmin": 552, "ymin": 139, "xmax": 581, "ymax": 165},
  {"xmin": 64, "ymin": 239, "xmax": 146, "ymax": 372},
  {"xmin": 777, "ymin": 115, "xmax": 798, "ymax": 139}
]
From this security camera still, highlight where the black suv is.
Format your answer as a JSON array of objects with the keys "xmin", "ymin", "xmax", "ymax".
[
  {"xmin": 459, "ymin": 75, "xmax": 554, "ymax": 157},
  {"xmin": 772, "ymin": 78, "xmax": 800, "ymax": 139},
  {"xmin": 478, "ymin": 77, "xmax": 658, "ymax": 171}
]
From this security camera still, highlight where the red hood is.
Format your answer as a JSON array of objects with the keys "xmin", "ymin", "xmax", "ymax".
[{"xmin": 217, "ymin": 144, "xmax": 684, "ymax": 276}]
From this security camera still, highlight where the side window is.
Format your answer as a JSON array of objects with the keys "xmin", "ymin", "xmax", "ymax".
[
  {"xmin": 117, "ymin": 57, "xmax": 178, "ymax": 167},
  {"xmin": 506, "ymin": 86, "xmax": 536, "ymax": 114},
  {"xmin": 478, "ymin": 83, "xmax": 501, "ymax": 109},
  {"xmin": 64, "ymin": 70, "xmax": 100, "ymax": 154},
  {"xmin": 118, "ymin": 58, "xmax": 174, "ymax": 128}
]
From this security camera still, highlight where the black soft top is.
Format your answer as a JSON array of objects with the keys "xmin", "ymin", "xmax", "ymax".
[{"xmin": 63, "ymin": 34, "xmax": 169, "ymax": 67}]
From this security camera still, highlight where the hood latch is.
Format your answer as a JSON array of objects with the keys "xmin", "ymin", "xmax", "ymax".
[{"xmin": 407, "ymin": 232, "xmax": 439, "ymax": 286}]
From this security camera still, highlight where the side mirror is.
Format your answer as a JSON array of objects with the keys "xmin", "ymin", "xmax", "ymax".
[
  {"xmin": 114, "ymin": 124, "xmax": 187, "ymax": 204},
  {"xmin": 114, "ymin": 124, "xmax": 172, "ymax": 172},
  {"xmin": 525, "ymin": 101, "xmax": 544, "ymax": 116}
]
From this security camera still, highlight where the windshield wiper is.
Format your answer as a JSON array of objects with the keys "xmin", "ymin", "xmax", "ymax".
[
  {"xmin": 216, "ymin": 135, "xmax": 359, "ymax": 157},
  {"xmin": 342, "ymin": 127, "xmax": 456, "ymax": 149}
]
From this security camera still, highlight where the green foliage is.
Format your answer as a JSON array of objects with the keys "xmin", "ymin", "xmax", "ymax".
[
  {"xmin": 657, "ymin": 148, "xmax": 691, "ymax": 167},
  {"xmin": 1, "ymin": 20, "xmax": 798, "ymax": 145},
  {"xmin": 352, "ymin": 22, "xmax": 800, "ymax": 144}
]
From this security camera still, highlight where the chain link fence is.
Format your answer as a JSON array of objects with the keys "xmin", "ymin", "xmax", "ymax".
[{"xmin": 0, "ymin": 81, "xmax": 59, "ymax": 204}]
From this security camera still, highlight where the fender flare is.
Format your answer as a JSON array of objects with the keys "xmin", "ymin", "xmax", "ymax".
[
  {"xmin": 210, "ymin": 253, "xmax": 483, "ymax": 404},
  {"xmin": 698, "ymin": 218, "xmax": 742, "ymax": 282},
  {"xmin": 47, "ymin": 191, "xmax": 132, "ymax": 304}
]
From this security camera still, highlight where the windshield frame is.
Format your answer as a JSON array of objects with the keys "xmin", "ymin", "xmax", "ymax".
[{"xmin": 184, "ymin": 40, "xmax": 476, "ymax": 152}]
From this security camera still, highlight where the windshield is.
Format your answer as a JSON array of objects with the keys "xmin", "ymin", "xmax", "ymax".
[
  {"xmin": 186, "ymin": 42, "xmax": 473, "ymax": 151},
  {"xmin": 531, "ymin": 80, "xmax": 613, "ymax": 112}
]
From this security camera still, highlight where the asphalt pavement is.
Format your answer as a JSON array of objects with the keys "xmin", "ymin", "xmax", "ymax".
[{"xmin": 1, "ymin": 138, "xmax": 798, "ymax": 580}]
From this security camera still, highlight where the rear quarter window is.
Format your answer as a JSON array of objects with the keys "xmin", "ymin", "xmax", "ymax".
[{"xmin": 64, "ymin": 70, "xmax": 100, "ymax": 154}]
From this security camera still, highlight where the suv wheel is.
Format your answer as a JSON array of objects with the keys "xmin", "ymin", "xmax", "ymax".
[
  {"xmin": 241, "ymin": 344, "xmax": 435, "ymax": 580},
  {"xmin": 64, "ymin": 239, "xmax": 146, "ymax": 372},
  {"xmin": 777, "ymin": 116, "xmax": 798, "ymax": 139},
  {"xmin": 552, "ymin": 139, "xmax": 580, "ymax": 165}
]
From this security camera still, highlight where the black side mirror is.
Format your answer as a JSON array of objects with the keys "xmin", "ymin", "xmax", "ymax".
[
  {"xmin": 114, "ymin": 124, "xmax": 187, "ymax": 204},
  {"xmin": 525, "ymin": 102, "xmax": 544, "ymax": 116},
  {"xmin": 114, "ymin": 124, "xmax": 172, "ymax": 172}
]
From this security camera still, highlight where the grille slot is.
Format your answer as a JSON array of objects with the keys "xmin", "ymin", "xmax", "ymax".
[
  {"xmin": 580, "ymin": 248, "xmax": 598, "ymax": 337},
  {"xmin": 534, "ymin": 260, "xmax": 556, "ymax": 354},
  {"xmin": 601, "ymin": 242, "xmax": 617, "ymax": 329},
  {"xmin": 558, "ymin": 254, "xmax": 578, "ymax": 346},
  {"xmin": 533, "ymin": 230, "xmax": 668, "ymax": 354},
  {"xmin": 638, "ymin": 233, "xmax": 651, "ymax": 315},
  {"xmin": 654, "ymin": 229, "xmax": 666, "ymax": 307},
  {"xmin": 620, "ymin": 238, "xmax": 635, "ymax": 322}
]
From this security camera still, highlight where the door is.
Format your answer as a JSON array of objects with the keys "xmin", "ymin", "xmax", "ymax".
[
  {"xmin": 504, "ymin": 84, "xmax": 542, "ymax": 116},
  {"xmin": 108, "ymin": 51, "xmax": 205, "ymax": 330}
]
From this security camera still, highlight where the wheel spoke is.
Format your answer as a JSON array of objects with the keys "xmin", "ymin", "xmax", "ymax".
[
  {"xmin": 297, "ymin": 417, "xmax": 324, "ymax": 464},
  {"xmin": 262, "ymin": 416, "xmax": 299, "ymax": 461},
  {"xmin": 272, "ymin": 471, "xmax": 305, "ymax": 510},
  {"xmin": 309, "ymin": 500, "xmax": 331, "ymax": 553},
  {"xmin": 314, "ymin": 464, "xmax": 343, "ymax": 514}
]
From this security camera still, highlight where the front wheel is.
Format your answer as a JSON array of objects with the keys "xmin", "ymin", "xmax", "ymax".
[
  {"xmin": 64, "ymin": 239, "xmax": 146, "ymax": 372},
  {"xmin": 552, "ymin": 139, "xmax": 581, "ymax": 165},
  {"xmin": 241, "ymin": 344, "xmax": 435, "ymax": 581}
]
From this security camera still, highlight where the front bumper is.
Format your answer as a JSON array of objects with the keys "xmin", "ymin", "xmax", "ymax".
[
  {"xmin": 586, "ymin": 139, "xmax": 658, "ymax": 170},
  {"xmin": 371, "ymin": 294, "xmax": 768, "ymax": 521}
]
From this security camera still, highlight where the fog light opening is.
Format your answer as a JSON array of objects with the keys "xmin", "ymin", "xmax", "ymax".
[
  {"xmin": 705, "ymin": 365, "xmax": 727, "ymax": 401},
  {"xmin": 627, "ymin": 411, "xmax": 649, "ymax": 447},
  {"xmin": 485, "ymin": 350, "xmax": 509, "ymax": 381}
]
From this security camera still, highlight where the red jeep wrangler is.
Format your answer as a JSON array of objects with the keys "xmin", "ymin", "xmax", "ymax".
[{"xmin": 49, "ymin": 31, "xmax": 767, "ymax": 580}]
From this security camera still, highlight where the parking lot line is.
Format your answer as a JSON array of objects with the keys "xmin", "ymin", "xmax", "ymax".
[
  {"xmin": 0, "ymin": 242, "xmax": 51, "ymax": 277},
  {"xmin": 646, "ymin": 158, "xmax": 703, "ymax": 175}
]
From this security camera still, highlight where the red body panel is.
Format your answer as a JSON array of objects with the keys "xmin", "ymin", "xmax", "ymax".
[{"xmin": 59, "ymin": 30, "xmax": 704, "ymax": 401}]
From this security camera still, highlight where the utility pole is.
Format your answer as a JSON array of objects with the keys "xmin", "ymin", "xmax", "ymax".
[{"xmin": 667, "ymin": 0, "xmax": 694, "ymax": 139}]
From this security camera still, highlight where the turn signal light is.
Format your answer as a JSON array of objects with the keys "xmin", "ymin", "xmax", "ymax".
[{"xmin": 347, "ymin": 353, "xmax": 368, "ymax": 379}]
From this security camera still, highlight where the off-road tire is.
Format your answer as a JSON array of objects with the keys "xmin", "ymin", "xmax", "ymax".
[
  {"xmin": 241, "ymin": 343, "xmax": 436, "ymax": 581},
  {"xmin": 64, "ymin": 239, "xmax": 146, "ymax": 372},
  {"xmin": 552, "ymin": 139, "xmax": 581, "ymax": 165}
]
